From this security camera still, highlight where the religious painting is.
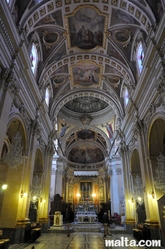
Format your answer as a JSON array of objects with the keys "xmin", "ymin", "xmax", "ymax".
[
  {"xmin": 12, "ymin": 0, "xmax": 30, "ymax": 25},
  {"xmin": 105, "ymin": 64, "xmax": 123, "ymax": 76},
  {"xmin": 64, "ymin": 97, "xmax": 107, "ymax": 113},
  {"xmin": 99, "ymin": 186, "xmax": 104, "ymax": 200},
  {"xmin": 66, "ymin": 5, "xmax": 108, "ymax": 50},
  {"xmin": 68, "ymin": 185, "xmax": 73, "ymax": 200},
  {"xmin": 48, "ymin": 44, "xmax": 66, "ymax": 65},
  {"xmin": 43, "ymin": 32, "xmax": 59, "ymax": 45},
  {"xmin": 114, "ymin": 29, "xmax": 131, "ymax": 47},
  {"xmin": 107, "ymin": 42, "xmax": 127, "ymax": 66},
  {"xmin": 71, "ymin": 61, "xmax": 102, "ymax": 87},
  {"xmin": 52, "ymin": 76, "xmax": 66, "ymax": 85},
  {"xmin": 34, "ymin": 10, "xmax": 63, "ymax": 27},
  {"xmin": 68, "ymin": 145, "xmax": 104, "ymax": 163},
  {"xmin": 77, "ymin": 130, "xmax": 95, "ymax": 140},
  {"xmin": 115, "ymin": 30, "xmax": 129, "ymax": 43},
  {"xmin": 51, "ymin": 64, "xmax": 68, "ymax": 75},
  {"xmin": 147, "ymin": 0, "xmax": 163, "ymax": 23},
  {"xmin": 80, "ymin": 182, "xmax": 92, "ymax": 201},
  {"xmin": 111, "ymin": 9, "xmax": 139, "ymax": 26}
]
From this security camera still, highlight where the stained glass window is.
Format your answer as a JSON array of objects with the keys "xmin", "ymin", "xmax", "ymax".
[
  {"xmin": 124, "ymin": 87, "xmax": 129, "ymax": 107},
  {"xmin": 45, "ymin": 86, "xmax": 51, "ymax": 106},
  {"xmin": 30, "ymin": 43, "xmax": 38, "ymax": 74},
  {"xmin": 136, "ymin": 41, "xmax": 144, "ymax": 74}
]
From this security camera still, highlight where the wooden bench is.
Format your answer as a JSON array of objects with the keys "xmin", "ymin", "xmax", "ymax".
[
  {"xmin": 133, "ymin": 223, "xmax": 144, "ymax": 241},
  {"xmin": 0, "ymin": 239, "xmax": 10, "ymax": 249},
  {"xmin": 31, "ymin": 228, "xmax": 41, "ymax": 242},
  {"xmin": 24, "ymin": 224, "xmax": 41, "ymax": 243},
  {"xmin": 0, "ymin": 229, "xmax": 9, "ymax": 249}
]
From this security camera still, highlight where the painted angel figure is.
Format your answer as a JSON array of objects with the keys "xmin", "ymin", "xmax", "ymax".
[
  {"xmin": 102, "ymin": 123, "xmax": 113, "ymax": 139},
  {"xmin": 59, "ymin": 123, "xmax": 70, "ymax": 138}
]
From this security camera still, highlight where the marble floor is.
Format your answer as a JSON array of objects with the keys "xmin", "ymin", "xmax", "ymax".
[{"xmin": 8, "ymin": 232, "xmax": 165, "ymax": 249}]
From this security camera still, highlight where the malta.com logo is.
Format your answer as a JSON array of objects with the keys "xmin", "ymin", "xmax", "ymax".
[{"xmin": 105, "ymin": 237, "xmax": 161, "ymax": 247}]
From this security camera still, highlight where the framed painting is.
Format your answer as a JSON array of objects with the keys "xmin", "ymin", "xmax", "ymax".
[
  {"xmin": 65, "ymin": 5, "xmax": 108, "ymax": 50},
  {"xmin": 71, "ymin": 60, "xmax": 102, "ymax": 87}
]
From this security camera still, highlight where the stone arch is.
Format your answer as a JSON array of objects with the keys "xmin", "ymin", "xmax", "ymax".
[
  {"xmin": 61, "ymin": 124, "xmax": 111, "ymax": 156},
  {"xmin": 148, "ymin": 118, "xmax": 165, "ymax": 159},
  {"xmin": 23, "ymin": 1, "xmax": 154, "ymax": 36},
  {"xmin": 50, "ymin": 90, "xmax": 124, "ymax": 122},
  {"xmin": 1, "ymin": 118, "xmax": 26, "ymax": 169},
  {"xmin": 148, "ymin": 117, "xmax": 165, "ymax": 192},
  {"xmin": 7, "ymin": 112, "xmax": 29, "ymax": 155},
  {"xmin": 130, "ymin": 149, "xmax": 146, "ymax": 223},
  {"xmin": 39, "ymin": 55, "xmax": 133, "ymax": 88},
  {"xmin": 0, "ymin": 118, "xmax": 27, "ymax": 227},
  {"xmin": 148, "ymin": 117, "xmax": 165, "ymax": 241}
]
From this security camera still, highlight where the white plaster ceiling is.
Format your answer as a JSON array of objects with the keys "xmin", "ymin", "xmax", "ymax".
[{"xmin": 17, "ymin": 0, "xmax": 161, "ymax": 168}]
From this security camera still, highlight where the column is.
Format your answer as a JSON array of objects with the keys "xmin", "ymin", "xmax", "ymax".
[
  {"xmin": 55, "ymin": 157, "xmax": 64, "ymax": 196},
  {"xmin": 120, "ymin": 141, "xmax": 135, "ymax": 233},
  {"xmin": 109, "ymin": 156, "xmax": 124, "ymax": 216},
  {"xmin": 0, "ymin": 70, "xmax": 14, "ymax": 154},
  {"xmin": 137, "ymin": 120, "xmax": 160, "ymax": 239}
]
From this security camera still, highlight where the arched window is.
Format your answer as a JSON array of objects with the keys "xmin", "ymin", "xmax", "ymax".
[
  {"xmin": 45, "ymin": 85, "xmax": 51, "ymax": 106},
  {"xmin": 6, "ymin": 0, "xmax": 10, "ymax": 3},
  {"xmin": 30, "ymin": 43, "xmax": 38, "ymax": 74},
  {"xmin": 123, "ymin": 87, "xmax": 129, "ymax": 107},
  {"xmin": 136, "ymin": 41, "xmax": 144, "ymax": 75}
]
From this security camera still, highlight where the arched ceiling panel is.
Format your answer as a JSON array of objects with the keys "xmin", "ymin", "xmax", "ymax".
[{"xmin": 16, "ymin": 0, "xmax": 161, "ymax": 171}]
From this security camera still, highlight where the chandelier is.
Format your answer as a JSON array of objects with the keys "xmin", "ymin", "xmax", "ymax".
[
  {"xmin": 31, "ymin": 172, "xmax": 44, "ymax": 197},
  {"xmin": 2, "ymin": 131, "xmax": 26, "ymax": 169},
  {"xmin": 133, "ymin": 174, "xmax": 143, "ymax": 199},
  {"xmin": 154, "ymin": 153, "xmax": 165, "ymax": 193}
]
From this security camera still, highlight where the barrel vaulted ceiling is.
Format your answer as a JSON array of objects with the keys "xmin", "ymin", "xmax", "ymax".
[{"xmin": 14, "ymin": 0, "xmax": 161, "ymax": 169}]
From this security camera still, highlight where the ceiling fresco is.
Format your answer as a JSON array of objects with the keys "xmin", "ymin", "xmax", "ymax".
[
  {"xmin": 68, "ymin": 145, "xmax": 104, "ymax": 164},
  {"xmin": 77, "ymin": 130, "xmax": 95, "ymax": 140},
  {"xmin": 34, "ymin": 9, "xmax": 63, "ymax": 27},
  {"xmin": 16, "ymin": 0, "xmax": 163, "ymax": 169},
  {"xmin": 64, "ymin": 97, "xmax": 108, "ymax": 113},
  {"xmin": 71, "ymin": 61, "xmax": 102, "ymax": 87},
  {"xmin": 66, "ymin": 5, "xmax": 107, "ymax": 50}
]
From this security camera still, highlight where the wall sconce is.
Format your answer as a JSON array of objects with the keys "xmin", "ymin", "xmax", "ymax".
[
  {"xmin": 137, "ymin": 197, "xmax": 142, "ymax": 202},
  {"xmin": 20, "ymin": 190, "xmax": 27, "ymax": 198},
  {"xmin": 128, "ymin": 197, "xmax": 134, "ymax": 203},
  {"xmin": 2, "ymin": 184, "xmax": 8, "ymax": 190},
  {"xmin": 149, "ymin": 189, "xmax": 155, "ymax": 199},
  {"xmin": 33, "ymin": 196, "xmax": 37, "ymax": 201},
  {"xmin": 40, "ymin": 198, "xmax": 46, "ymax": 203}
]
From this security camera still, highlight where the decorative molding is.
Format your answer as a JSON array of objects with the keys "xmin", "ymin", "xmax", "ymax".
[
  {"xmin": 0, "ymin": 68, "xmax": 15, "ymax": 90},
  {"xmin": 12, "ymin": 96, "xmax": 31, "ymax": 138},
  {"xmin": 2, "ymin": 131, "xmax": 26, "ymax": 170},
  {"xmin": 32, "ymin": 172, "xmax": 44, "ymax": 197},
  {"xmin": 81, "ymin": 114, "xmax": 92, "ymax": 125},
  {"xmin": 154, "ymin": 153, "xmax": 165, "ymax": 193},
  {"xmin": 31, "ymin": 117, "xmax": 45, "ymax": 148},
  {"xmin": 133, "ymin": 174, "xmax": 143, "ymax": 198},
  {"xmin": 116, "ymin": 168, "xmax": 122, "ymax": 175}
]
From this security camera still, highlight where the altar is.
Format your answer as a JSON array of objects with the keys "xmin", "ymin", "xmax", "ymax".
[
  {"xmin": 75, "ymin": 203, "xmax": 97, "ymax": 223},
  {"xmin": 76, "ymin": 211, "xmax": 97, "ymax": 223}
]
